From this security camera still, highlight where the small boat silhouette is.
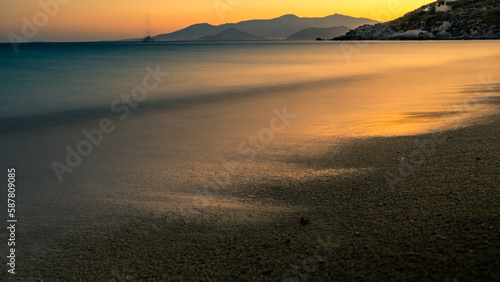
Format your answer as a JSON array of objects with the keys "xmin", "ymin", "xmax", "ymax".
[{"xmin": 143, "ymin": 14, "xmax": 154, "ymax": 42}]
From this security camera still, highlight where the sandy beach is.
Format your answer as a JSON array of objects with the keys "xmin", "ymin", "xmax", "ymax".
[
  {"xmin": 2, "ymin": 0, "xmax": 500, "ymax": 278},
  {"xmin": 4, "ymin": 112, "xmax": 498, "ymax": 281}
]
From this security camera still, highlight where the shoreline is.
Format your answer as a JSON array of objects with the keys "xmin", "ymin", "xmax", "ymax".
[{"xmin": 4, "ymin": 113, "xmax": 499, "ymax": 280}]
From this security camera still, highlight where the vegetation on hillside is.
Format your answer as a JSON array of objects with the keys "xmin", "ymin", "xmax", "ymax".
[{"xmin": 335, "ymin": 0, "xmax": 500, "ymax": 40}]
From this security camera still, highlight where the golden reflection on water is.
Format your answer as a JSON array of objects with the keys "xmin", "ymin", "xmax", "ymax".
[
  {"xmin": 298, "ymin": 50, "xmax": 500, "ymax": 138},
  {"xmin": 115, "ymin": 42, "xmax": 500, "ymax": 217},
  {"xmin": 356, "ymin": 111, "xmax": 470, "ymax": 136},
  {"xmin": 28, "ymin": 42, "xmax": 500, "ymax": 219},
  {"xmin": 307, "ymin": 106, "xmax": 498, "ymax": 138}
]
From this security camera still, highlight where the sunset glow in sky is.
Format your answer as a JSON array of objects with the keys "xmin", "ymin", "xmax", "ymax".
[{"xmin": 2, "ymin": 0, "xmax": 428, "ymax": 42}]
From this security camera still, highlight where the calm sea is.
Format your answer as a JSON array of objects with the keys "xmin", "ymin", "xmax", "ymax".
[{"xmin": 0, "ymin": 41, "xmax": 499, "ymax": 242}]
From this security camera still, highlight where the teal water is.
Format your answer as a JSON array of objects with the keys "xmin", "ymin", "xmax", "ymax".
[
  {"xmin": 0, "ymin": 41, "xmax": 499, "ymax": 245},
  {"xmin": 0, "ymin": 41, "xmax": 358, "ymax": 119}
]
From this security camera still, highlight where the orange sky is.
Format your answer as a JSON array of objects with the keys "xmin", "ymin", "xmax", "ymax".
[{"xmin": 2, "ymin": 0, "xmax": 427, "ymax": 42}]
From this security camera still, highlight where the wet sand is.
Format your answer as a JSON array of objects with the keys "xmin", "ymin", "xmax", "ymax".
[{"xmin": 3, "ymin": 112, "xmax": 499, "ymax": 281}]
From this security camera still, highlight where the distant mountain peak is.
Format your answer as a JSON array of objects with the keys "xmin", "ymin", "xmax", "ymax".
[
  {"xmin": 152, "ymin": 13, "xmax": 379, "ymax": 41},
  {"xmin": 279, "ymin": 14, "xmax": 299, "ymax": 18},
  {"xmin": 193, "ymin": 23, "xmax": 215, "ymax": 27}
]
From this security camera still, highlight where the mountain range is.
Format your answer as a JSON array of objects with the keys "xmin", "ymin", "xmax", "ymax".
[
  {"xmin": 334, "ymin": 0, "xmax": 500, "ymax": 40},
  {"xmin": 151, "ymin": 14, "xmax": 378, "ymax": 41},
  {"xmin": 286, "ymin": 26, "xmax": 350, "ymax": 41},
  {"xmin": 199, "ymin": 27, "xmax": 262, "ymax": 41}
]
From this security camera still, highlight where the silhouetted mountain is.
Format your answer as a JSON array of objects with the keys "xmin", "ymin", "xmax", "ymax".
[
  {"xmin": 154, "ymin": 23, "xmax": 226, "ymax": 41},
  {"xmin": 199, "ymin": 28, "xmax": 261, "ymax": 41},
  {"xmin": 153, "ymin": 14, "xmax": 378, "ymax": 41},
  {"xmin": 334, "ymin": 0, "xmax": 500, "ymax": 40},
  {"xmin": 286, "ymin": 26, "xmax": 350, "ymax": 40}
]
